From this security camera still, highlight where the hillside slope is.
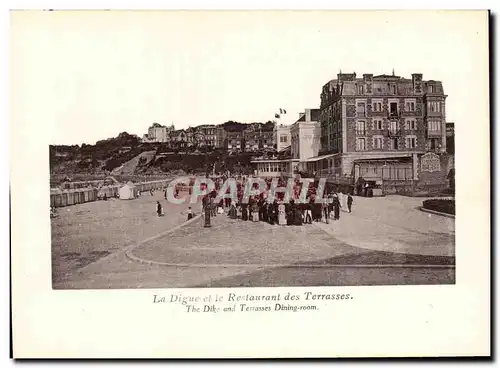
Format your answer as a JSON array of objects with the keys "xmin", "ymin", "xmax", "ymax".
[{"xmin": 111, "ymin": 150, "xmax": 156, "ymax": 176}]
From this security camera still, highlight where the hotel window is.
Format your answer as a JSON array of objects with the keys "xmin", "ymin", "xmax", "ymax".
[
  {"xmin": 430, "ymin": 138, "xmax": 439, "ymax": 150},
  {"xmin": 373, "ymin": 136, "xmax": 383, "ymax": 149},
  {"xmin": 373, "ymin": 102, "xmax": 383, "ymax": 112},
  {"xmin": 392, "ymin": 85, "xmax": 397, "ymax": 94},
  {"xmin": 428, "ymin": 120, "xmax": 441, "ymax": 131},
  {"xmin": 356, "ymin": 121, "xmax": 366, "ymax": 135},
  {"xmin": 373, "ymin": 119, "xmax": 383, "ymax": 130},
  {"xmin": 428, "ymin": 85, "xmax": 435, "ymax": 93},
  {"xmin": 389, "ymin": 102, "xmax": 398, "ymax": 116},
  {"xmin": 389, "ymin": 121, "xmax": 398, "ymax": 134},
  {"xmin": 405, "ymin": 101, "xmax": 415, "ymax": 111},
  {"xmin": 405, "ymin": 119, "xmax": 416, "ymax": 130},
  {"xmin": 358, "ymin": 85, "xmax": 364, "ymax": 94},
  {"xmin": 406, "ymin": 137, "xmax": 417, "ymax": 149},
  {"xmin": 390, "ymin": 137, "xmax": 398, "ymax": 150},
  {"xmin": 357, "ymin": 102, "xmax": 366, "ymax": 117},
  {"xmin": 356, "ymin": 138, "xmax": 366, "ymax": 151},
  {"xmin": 429, "ymin": 101, "xmax": 441, "ymax": 112}
]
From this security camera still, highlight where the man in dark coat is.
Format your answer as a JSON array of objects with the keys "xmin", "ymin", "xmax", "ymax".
[
  {"xmin": 294, "ymin": 204, "xmax": 303, "ymax": 226},
  {"xmin": 269, "ymin": 200, "xmax": 278, "ymax": 225},
  {"xmin": 258, "ymin": 198, "xmax": 265, "ymax": 221},
  {"xmin": 347, "ymin": 194, "xmax": 353, "ymax": 213},
  {"xmin": 241, "ymin": 203, "xmax": 249, "ymax": 221},
  {"xmin": 262, "ymin": 201, "xmax": 268, "ymax": 223},
  {"xmin": 314, "ymin": 201, "xmax": 322, "ymax": 222},
  {"xmin": 287, "ymin": 200, "xmax": 295, "ymax": 225},
  {"xmin": 228, "ymin": 204, "xmax": 238, "ymax": 219},
  {"xmin": 333, "ymin": 195, "xmax": 341, "ymax": 220}
]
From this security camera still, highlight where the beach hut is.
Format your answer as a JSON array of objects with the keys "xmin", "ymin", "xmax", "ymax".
[{"xmin": 119, "ymin": 182, "xmax": 136, "ymax": 200}]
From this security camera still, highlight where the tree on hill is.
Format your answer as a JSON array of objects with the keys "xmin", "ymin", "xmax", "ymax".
[{"xmin": 221, "ymin": 121, "xmax": 245, "ymax": 132}]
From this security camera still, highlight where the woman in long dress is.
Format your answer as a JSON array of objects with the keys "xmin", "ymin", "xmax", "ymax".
[
  {"xmin": 252, "ymin": 201, "xmax": 259, "ymax": 222},
  {"xmin": 228, "ymin": 203, "xmax": 238, "ymax": 219},
  {"xmin": 278, "ymin": 202, "xmax": 286, "ymax": 226},
  {"xmin": 241, "ymin": 203, "xmax": 248, "ymax": 221}
]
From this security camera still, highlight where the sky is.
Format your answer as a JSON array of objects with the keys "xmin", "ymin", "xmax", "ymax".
[{"xmin": 10, "ymin": 10, "xmax": 489, "ymax": 145}]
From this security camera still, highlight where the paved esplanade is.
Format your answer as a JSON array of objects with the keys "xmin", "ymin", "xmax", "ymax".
[{"xmin": 54, "ymin": 195, "xmax": 454, "ymax": 289}]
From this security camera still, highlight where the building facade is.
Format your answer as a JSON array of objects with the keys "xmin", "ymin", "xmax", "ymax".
[
  {"xmin": 274, "ymin": 124, "xmax": 291, "ymax": 152},
  {"xmin": 244, "ymin": 123, "xmax": 264, "ymax": 152},
  {"xmin": 446, "ymin": 122, "xmax": 455, "ymax": 154},
  {"xmin": 196, "ymin": 125, "xmax": 218, "ymax": 148},
  {"xmin": 251, "ymin": 110, "xmax": 319, "ymax": 177},
  {"xmin": 142, "ymin": 123, "xmax": 175, "ymax": 143},
  {"xmin": 226, "ymin": 131, "xmax": 244, "ymax": 152},
  {"xmin": 290, "ymin": 109, "xmax": 321, "ymax": 163},
  {"xmin": 317, "ymin": 72, "xmax": 448, "ymax": 183}
]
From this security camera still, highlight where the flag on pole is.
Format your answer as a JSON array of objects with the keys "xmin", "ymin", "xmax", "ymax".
[
  {"xmin": 283, "ymin": 109, "xmax": 287, "ymax": 114},
  {"xmin": 275, "ymin": 113, "xmax": 280, "ymax": 119},
  {"xmin": 279, "ymin": 108, "xmax": 283, "ymax": 114}
]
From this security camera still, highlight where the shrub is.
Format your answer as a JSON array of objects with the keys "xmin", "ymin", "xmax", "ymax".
[{"xmin": 422, "ymin": 199, "xmax": 455, "ymax": 215}]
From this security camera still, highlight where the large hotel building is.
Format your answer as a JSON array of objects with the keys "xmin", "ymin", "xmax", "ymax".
[{"xmin": 253, "ymin": 71, "xmax": 451, "ymax": 193}]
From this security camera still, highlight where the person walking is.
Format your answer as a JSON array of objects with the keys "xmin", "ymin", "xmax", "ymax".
[
  {"xmin": 304, "ymin": 200, "xmax": 313, "ymax": 224},
  {"xmin": 186, "ymin": 206, "xmax": 194, "ymax": 220},
  {"xmin": 228, "ymin": 203, "xmax": 238, "ymax": 219},
  {"xmin": 333, "ymin": 195, "xmax": 340, "ymax": 220},
  {"xmin": 210, "ymin": 196, "xmax": 216, "ymax": 217},
  {"xmin": 278, "ymin": 201, "xmax": 286, "ymax": 226},
  {"xmin": 156, "ymin": 201, "xmax": 163, "ymax": 217},
  {"xmin": 287, "ymin": 199, "xmax": 295, "ymax": 225},
  {"xmin": 262, "ymin": 200, "xmax": 269, "ymax": 223},
  {"xmin": 269, "ymin": 200, "xmax": 278, "ymax": 225},
  {"xmin": 241, "ymin": 202, "xmax": 249, "ymax": 221},
  {"xmin": 251, "ymin": 201, "xmax": 259, "ymax": 222},
  {"xmin": 322, "ymin": 196, "xmax": 330, "ymax": 224},
  {"xmin": 347, "ymin": 194, "xmax": 353, "ymax": 213},
  {"xmin": 294, "ymin": 203, "xmax": 303, "ymax": 226},
  {"xmin": 258, "ymin": 198, "xmax": 265, "ymax": 221}
]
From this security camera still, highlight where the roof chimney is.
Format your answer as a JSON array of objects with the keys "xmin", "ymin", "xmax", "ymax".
[{"xmin": 305, "ymin": 109, "xmax": 312, "ymax": 122}]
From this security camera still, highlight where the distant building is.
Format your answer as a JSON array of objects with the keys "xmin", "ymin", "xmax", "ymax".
[
  {"xmin": 215, "ymin": 126, "xmax": 227, "ymax": 149},
  {"xmin": 196, "ymin": 125, "xmax": 218, "ymax": 148},
  {"xmin": 171, "ymin": 129, "xmax": 188, "ymax": 149},
  {"xmin": 227, "ymin": 131, "xmax": 244, "ymax": 152},
  {"xmin": 142, "ymin": 122, "xmax": 175, "ymax": 143},
  {"xmin": 446, "ymin": 122, "xmax": 455, "ymax": 154},
  {"xmin": 244, "ymin": 123, "xmax": 264, "ymax": 152}
]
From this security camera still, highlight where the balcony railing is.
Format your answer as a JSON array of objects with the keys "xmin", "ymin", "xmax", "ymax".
[
  {"xmin": 356, "ymin": 130, "xmax": 367, "ymax": 136},
  {"xmin": 426, "ymin": 129, "xmax": 442, "ymax": 137},
  {"xmin": 387, "ymin": 129, "xmax": 402, "ymax": 136},
  {"xmin": 388, "ymin": 111, "xmax": 400, "ymax": 119},
  {"xmin": 315, "ymin": 169, "xmax": 354, "ymax": 184}
]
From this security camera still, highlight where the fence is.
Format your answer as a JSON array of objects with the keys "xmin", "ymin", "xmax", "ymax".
[
  {"xmin": 381, "ymin": 180, "xmax": 416, "ymax": 195},
  {"xmin": 50, "ymin": 187, "xmax": 98, "ymax": 207},
  {"xmin": 50, "ymin": 179, "xmax": 174, "ymax": 208}
]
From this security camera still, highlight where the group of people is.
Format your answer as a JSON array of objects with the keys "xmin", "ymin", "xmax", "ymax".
[{"xmin": 215, "ymin": 192, "xmax": 353, "ymax": 226}]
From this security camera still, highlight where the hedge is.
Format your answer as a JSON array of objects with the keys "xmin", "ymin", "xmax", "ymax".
[{"xmin": 422, "ymin": 199, "xmax": 455, "ymax": 215}]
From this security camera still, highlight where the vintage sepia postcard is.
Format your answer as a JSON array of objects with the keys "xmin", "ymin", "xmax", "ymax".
[{"xmin": 10, "ymin": 9, "xmax": 490, "ymax": 358}]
